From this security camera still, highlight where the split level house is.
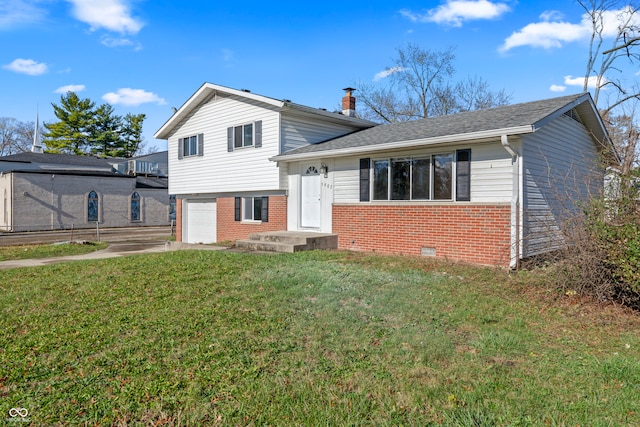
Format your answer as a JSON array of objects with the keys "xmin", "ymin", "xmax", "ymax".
[
  {"xmin": 154, "ymin": 83, "xmax": 614, "ymax": 268},
  {"xmin": 0, "ymin": 151, "xmax": 173, "ymax": 232}
]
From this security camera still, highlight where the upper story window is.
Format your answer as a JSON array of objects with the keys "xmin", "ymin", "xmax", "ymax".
[
  {"xmin": 178, "ymin": 133, "xmax": 204, "ymax": 159},
  {"xmin": 235, "ymin": 123, "xmax": 253, "ymax": 148},
  {"xmin": 362, "ymin": 149, "xmax": 470, "ymax": 202},
  {"xmin": 227, "ymin": 120, "xmax": 262, "ymax": 152}
]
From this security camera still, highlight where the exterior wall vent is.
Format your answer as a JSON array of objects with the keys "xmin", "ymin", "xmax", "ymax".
[
  {"xmin": 564, "ymin": 108, "xmax": 583, "ymax": 124},
  {"xmin": 421, "ymin": 247, "xmax": 437, "ymax": 257}
]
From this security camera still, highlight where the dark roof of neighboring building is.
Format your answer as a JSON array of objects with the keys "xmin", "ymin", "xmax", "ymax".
[
  {"xmin": 0, "ymin": 152, "xmax": 115, "ymax": 168},
  {"xmin": 272, "ymin": 93, "xmax": 609, "ymax": 161},
  {"xmin": 6, "ymin": 169, "xmax": 130, "ymax": 178},
  {"xmin": 136, "ymin": 176, "xmax": 168, "ymax": 189}
]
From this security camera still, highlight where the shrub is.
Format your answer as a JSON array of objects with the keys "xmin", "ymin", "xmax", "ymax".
[{"xmin": 545, "ymin": 171, "xmax": 640, "ymax": 309}]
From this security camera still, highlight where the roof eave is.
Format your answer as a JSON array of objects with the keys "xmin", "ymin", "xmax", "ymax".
[
  {"xmin": 282, "ymin": 104, "xmax": 377, "ymax": 128},
  {"xmin": 154, "ymin": 83, "xmax": 285, "ymax": 140},
  {"xmin": 270, "ymin": 125, "xmax": 534, "ymax": 162}
]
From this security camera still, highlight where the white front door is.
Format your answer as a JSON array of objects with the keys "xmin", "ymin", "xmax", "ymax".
[{"xmin": 301, "ymin": 166, "xmax": 321, "ymax": 229}]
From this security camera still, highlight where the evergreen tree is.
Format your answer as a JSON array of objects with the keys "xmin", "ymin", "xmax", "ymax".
[
  {"xmin": 42, "ymin": 92, "xmax": 146, "ymax": 157},
  {"xmin": 43, "ymin": 92, "xmax": 95, "ymax": 154},
  {"xmin": 119, "ymin": 113, "xmax": 145, "ymax": 158},
  {"xmin": 90, "ymin": 103, "xmax": 122, "ymax": 157}
]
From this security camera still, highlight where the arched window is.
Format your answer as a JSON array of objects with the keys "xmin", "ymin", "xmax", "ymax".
[
  {"xmin": 131, "ymin": 192, "xmax": 140, "ymax": 221},
  {"xmin": 305, "ymin": 166, "xmax": 319, "ymax": 175},
  {"xmin": 169, "ymin": 194, "xmax": 176, "ymax": 221},
  {"xmin": 3, "ymin": 189, "xmax": 7, "ymax": 224},
  {"xmin": 87, "ymin": 191, "xmax": 99, "ymax": 222}
]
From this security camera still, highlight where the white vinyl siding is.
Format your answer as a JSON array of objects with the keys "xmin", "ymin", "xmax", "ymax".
[
  {"xmin": 280, "ymin": 115, "xmax": 363, "ymax": 153},
  {"xmin": 522, "ymin": 114, "xmax": 601, "ymax": 257},
  {"xmin": 334, "ymin": 158, "xmax": 361, "ymax": 203},
  {"xmin": 168, "ymin": 94, "xmax": 280, "ymax": 195},
  {"xmin": 468, "ymin": 142, "xmax": 515, "ymax": 203}
]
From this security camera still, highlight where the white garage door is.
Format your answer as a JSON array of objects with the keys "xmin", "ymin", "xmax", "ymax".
[{"xmin": 185, "ymin": 199, "xmax": 216, "ymax": 244}]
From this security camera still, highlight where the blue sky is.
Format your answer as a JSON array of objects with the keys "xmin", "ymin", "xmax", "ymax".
[{"xmin": 1, "ymin": 0, "xmax": 638, "ymax": 153}]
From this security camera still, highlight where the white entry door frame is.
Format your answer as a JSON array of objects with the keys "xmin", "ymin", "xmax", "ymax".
[{"xmin": 300, "ymin": 165, "xmax": 321, "ymax": 229}]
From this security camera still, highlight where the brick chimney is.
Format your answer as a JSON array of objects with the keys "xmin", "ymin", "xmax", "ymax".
[{"xmin": 342, "ymin": 87, "xmax": 356, "ymax": 117}]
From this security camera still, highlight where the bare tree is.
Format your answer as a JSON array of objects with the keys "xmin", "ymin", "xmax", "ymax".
[
  {"xmin": 0, "ymin": 117, "xmax": 36, "ymax": 155},
  {"xmin": 356, "ymin": 43, "xmax": 511, "ymax": 123},
  {"xmin": 0, "ymin": 117, "xmax": 18, "ymax": 155},
  {"xmin": 15, "ymin": 120, "xmax": 37, "ymax": 153},
  {"xmin": 579, "ymin": 0, "xmax": 640, "ymax": 112},
  {"xmin": 602, "ymin": 103, "xmax": 640, "ymax": 173}
]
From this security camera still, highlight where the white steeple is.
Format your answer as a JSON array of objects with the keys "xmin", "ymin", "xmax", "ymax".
[{"xmin": 31, "ymin": 111, "xmax": 43, "ymax": 153}]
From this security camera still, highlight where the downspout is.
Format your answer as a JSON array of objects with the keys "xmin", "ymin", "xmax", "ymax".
[{"xmin": 501, "ymin": 134, "xmax": 520, "ymax": 269}]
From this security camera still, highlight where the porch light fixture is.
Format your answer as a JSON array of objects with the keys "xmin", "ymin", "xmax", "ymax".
[{"xmin": 320, "ymin": 163, "xmax": 328, "ymax": 178}]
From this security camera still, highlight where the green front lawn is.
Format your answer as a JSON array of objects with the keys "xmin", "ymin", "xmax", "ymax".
[
  {"xmin": 0, "ymin": 241, "xmax": 108, "ymax": 261},
  {"xmin": 1, "ymin": 250, "xmax": 638, "ymax": 425}
]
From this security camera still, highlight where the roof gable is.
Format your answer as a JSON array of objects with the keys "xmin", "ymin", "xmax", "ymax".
[
  {"xmin": 154, "ymin": 82, "xmax": 375, "ymax": 140},
  {"xmin": 272, "ymin": 93, "xmax": 612, "ymax": 161}
]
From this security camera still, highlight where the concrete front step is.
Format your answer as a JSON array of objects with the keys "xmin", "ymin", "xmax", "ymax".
[{"xmin": 235, "ymin": 231, "xmax": 338, "ymax": 253}]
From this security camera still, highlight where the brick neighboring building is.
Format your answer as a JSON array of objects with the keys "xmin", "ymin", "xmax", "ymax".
[{"xmin": 0, "ymin": 152, "xmax": 172, "ymax": 232}]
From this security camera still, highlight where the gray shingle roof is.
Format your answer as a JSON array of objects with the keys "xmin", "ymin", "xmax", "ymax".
[
  {"xmin": 0, "ymin": 152, "xmax": 115, "ymax": 168},
  {"xmin": 275, "ymin": 93, "xmax": 589, "ymax": 158}
]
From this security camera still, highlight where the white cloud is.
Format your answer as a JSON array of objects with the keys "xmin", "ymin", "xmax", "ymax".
[
  {"xmin": 400, "ymin": 0, "xmax": 510, "ymax": 27},
  {"xmin": 500, "ymin": 6, "xmax": 640, "ymax": 52},
  {"xmin": 597, "ymin": 6, "xmax": 640, "ymax": 37},
  {"xmin": 539, "ymin": 10, "xmax": 564, "ymax": 22},
  {"xmin": 66, "ymin": 0, "xmax": 144, "ymax": 34},
  {"xmin": 564, "ymin": 75, "xmax": 603, "ymax": 89},
  {"xmin": 550, "ymin": 84, "xmax": 566, "ymax": 92},
  {"xmin": 373, "ymin": 66, "xmax": 405, "ymax": 82},
  {"xmin": 0, "ymin": 0, "xmax": 47, "ymax": 29},
  {"xmin": 3, "ymin": 58, "xmax": 48, "ymax": 75},
  {"xmin": 500, "ymin": 21, "xmax": 588, "ymax": 52},
  {"xmin": 102, "ymin": 88, "xmax": 166, "ymax": 106},
  {"xmin": 100, "ymin": 34, "xmax": 142, "ymax": 50},
  {"xmin": 54, "ymin": 84, "xmax": 86, "ymax": 93}
]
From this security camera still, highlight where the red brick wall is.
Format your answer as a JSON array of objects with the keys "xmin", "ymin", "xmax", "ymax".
[
  {"xmin": 175, "ymin": 198, "xmax": 183, "ymax": 242},
  {"xmin": 217, "ymin": 196, "xmax": 287, "ymax": 242},
  {"xmin": 333, "ymin": 203, "xmax": 512, "ymax": 266}
]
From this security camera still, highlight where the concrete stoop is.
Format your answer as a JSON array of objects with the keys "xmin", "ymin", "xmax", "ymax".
[{"xmin": 235, "ymin": 231, "xmax": 338, "ymax": 253}]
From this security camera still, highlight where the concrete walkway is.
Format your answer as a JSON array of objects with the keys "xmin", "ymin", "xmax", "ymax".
[{"xmin": 0, "ymin": 240, "xmax": 227, "ymax": 270}]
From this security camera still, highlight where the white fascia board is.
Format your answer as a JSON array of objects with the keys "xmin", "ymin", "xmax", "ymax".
[
  {"xmin": 270, "ymin": 125, "xmax": 534, "ymax": 162},
  {"xmin": 155, "ymin": 83, "xmax": 285, "ymax": 139}
]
